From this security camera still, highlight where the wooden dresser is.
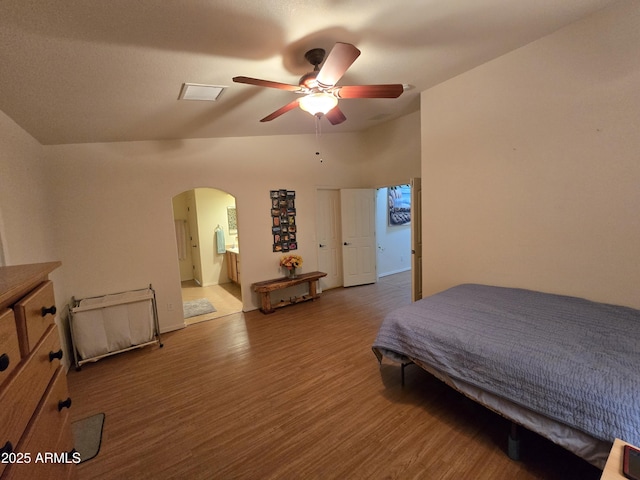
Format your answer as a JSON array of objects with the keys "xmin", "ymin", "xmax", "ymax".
[{"xmin": 0, "ymin": 262, "xmax": 78, "ymax": 480}]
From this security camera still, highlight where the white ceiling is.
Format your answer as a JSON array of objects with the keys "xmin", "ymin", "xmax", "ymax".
[{"xmin": 0, "ymin": 0, "xmax": 619, "ymax": 145}]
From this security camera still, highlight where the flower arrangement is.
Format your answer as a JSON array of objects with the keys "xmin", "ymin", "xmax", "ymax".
[{"xmin": 280, "ymin": 254, "xmax": 303, "ymax": 270}]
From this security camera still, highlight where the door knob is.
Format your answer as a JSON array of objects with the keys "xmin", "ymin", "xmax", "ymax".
[
  {"xmin": 343, "ymin": 242, "xmax": 351, "ymax": 246},
  {"xmin": 319, "ymin": 244, "xmax": 326, "ymax": 248}
]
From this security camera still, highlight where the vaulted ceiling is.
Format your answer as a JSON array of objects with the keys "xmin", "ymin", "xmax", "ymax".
[{"xmin": 0, "ymin": 0, "xmax": 619, "ymax": 145}]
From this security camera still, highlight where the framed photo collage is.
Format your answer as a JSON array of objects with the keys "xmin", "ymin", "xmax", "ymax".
[{"xmin": 271, "ymin": 189, "xmax": 297, "ymax": 252}]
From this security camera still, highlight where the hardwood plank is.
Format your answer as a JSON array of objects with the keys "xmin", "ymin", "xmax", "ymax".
[{"xmin": 67, "ymin": 277, "xmax": 601, "ymax": 479}]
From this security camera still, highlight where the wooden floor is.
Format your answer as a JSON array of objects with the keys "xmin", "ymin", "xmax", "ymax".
[
  {"xmin": 67, "ymin": 274, "xmax": 601, "ymax": 480},
  {"xmin": 181, "ymin": 280, "xmax": 242, "ymax": 325},
  {"xmin": 379, "ymin": 270, "xmax": 412, "ymax": 290}
]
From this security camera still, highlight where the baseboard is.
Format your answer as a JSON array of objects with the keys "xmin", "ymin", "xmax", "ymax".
[{"xmin": 379, "ymin": 268, "xmax": 411, "ymax": 278}]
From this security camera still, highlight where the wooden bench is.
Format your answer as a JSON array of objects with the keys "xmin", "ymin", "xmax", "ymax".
[{"xmin": 252, "ymin": 271, "xmax": 327, "ymax": 314}]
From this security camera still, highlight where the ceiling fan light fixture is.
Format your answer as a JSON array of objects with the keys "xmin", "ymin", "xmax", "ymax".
[{"xmin": 298, "ymin": 93, "xmax": 338, "ymax": 116}]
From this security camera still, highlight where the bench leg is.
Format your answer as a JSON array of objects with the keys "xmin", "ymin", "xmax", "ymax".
[
  {"xmin": 309, "ymin": 280, "xmax": 318, "ymax": 299},
  {"xmin": 261, "ymin": 292, "xmax": 274, "ymax": 314}
]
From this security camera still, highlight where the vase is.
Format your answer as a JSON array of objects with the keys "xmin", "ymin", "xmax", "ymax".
[{"xmin": 288, "ymin": 267, "xmax": 297, "ymax": 279}]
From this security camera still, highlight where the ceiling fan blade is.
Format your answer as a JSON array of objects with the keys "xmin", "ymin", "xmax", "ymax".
[
  {"xmin": 335, "ymin": 84, "xmax": 404, "ymax": 99},
  {"xmin": 325, "ymin": 106, "xmax": 346, "ymax": 125},
  {"xmin": 260, "ymin": 99, "xmax": 300, "ymax": 122},
  {"xmin": 316, "ymin": 43, "xmax": 361, "ymax": 88},
  {"xmin": 233, "ymin": 76, "xmax": 301, "ymax": 92}
]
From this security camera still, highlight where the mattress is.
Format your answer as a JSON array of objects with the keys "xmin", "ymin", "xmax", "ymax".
[{"xmin": 372, "ymin": 284, "xmax": 640, "ymax": 451}]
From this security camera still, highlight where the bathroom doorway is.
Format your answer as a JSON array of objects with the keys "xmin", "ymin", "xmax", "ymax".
[{"xmin": 172, "ymin": 188, "xmax": 242, "ymax": 325}]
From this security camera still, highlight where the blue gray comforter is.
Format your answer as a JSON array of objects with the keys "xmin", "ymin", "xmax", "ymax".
[{"xmin": 372, "ymin": 284, "xmax": 640, "ymax": 445}]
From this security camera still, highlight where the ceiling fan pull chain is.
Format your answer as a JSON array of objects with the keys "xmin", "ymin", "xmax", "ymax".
[
  {"xmin": 315, "ymin": 115, "xmax": 324, "ymax": 163},
  {"xmin": 315, "ymin": 114, "xmax": 321, "ymax": 141}
]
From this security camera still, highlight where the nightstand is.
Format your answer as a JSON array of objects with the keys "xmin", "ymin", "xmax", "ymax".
[{"xmin": 601, "ymin": 438, "xmax": 633, "ymax": 479}]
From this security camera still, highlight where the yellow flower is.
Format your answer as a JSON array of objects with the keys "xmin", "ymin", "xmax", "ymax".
[{"xmin": 280, "ymin": 254, "xmax": 303, "ymax": 269}]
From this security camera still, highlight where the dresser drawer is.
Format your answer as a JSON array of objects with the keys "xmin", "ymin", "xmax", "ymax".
[
  {"xmin": 0, "ymin": 325, "xmax": 62, "ymax": 477},
  {"xmin": 2, "ymin": 367, "xmax": 78, "ymax": 480},
  {"xmin": 0, "ymin": 309, "xmax": 20, "ymax": 386},
  {"xmin": 14, "ymin": 281, "xmax": 56, "ymax": 358}
]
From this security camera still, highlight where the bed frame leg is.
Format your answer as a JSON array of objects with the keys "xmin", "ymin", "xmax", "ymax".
[
  {"xmin": 508, "ymin": 423, "xmax": 521, "ymax": 461},
  {"xmin": 400, "ymin": 361, "xmax": 414, "ymax": 387}
]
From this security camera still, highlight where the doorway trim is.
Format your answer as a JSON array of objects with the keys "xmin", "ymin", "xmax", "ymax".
[
  {"xmin": 316, "ymin": 182, "xmax": 421, "ymax": 296},
  {"xmin": 171, "ymin": 187, "xmax": 243, "ymax": 323}
]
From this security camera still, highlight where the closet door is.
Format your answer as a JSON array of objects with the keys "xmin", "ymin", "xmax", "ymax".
[
  {"xmin": 316, "ymin": 189, "xmax": 343, "ymax": 290},
  {"xmin": 340, "ymin": 189, "xmax": 377, "ymax": 287}
]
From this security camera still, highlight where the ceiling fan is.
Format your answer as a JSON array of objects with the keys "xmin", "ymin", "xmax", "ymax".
[{"xmin": 232, "ymin": 42, "xmax": 404, "ymax": 125}]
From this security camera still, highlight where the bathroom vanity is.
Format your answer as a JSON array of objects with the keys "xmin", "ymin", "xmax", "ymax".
[{"xmin": 226, "ymin": 248, "xmax": 240, "ymax": 284}]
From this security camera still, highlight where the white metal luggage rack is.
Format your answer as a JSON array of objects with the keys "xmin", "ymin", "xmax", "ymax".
[{"xmin": 69, "ymin": 284, "xmax": 163, "ymax": 371}]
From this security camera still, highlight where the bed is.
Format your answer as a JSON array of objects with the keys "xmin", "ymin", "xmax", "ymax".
[{"xmin": 372, "ymin": 283, "xmax": 640, "ymax": 468}]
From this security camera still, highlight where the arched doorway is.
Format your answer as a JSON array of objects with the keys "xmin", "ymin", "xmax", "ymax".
[{"xmin": 172, "ymin": 188, "xmax": 242, "ymax": 325}]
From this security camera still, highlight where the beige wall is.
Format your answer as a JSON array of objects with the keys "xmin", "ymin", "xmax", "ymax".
[
  {"xmin": 1, "ymin": 103, "xmax": 420, "ymax": 333},
  {"xmin": 361, "ymin": 110, "xmax": 421, "ymax": 187},
  {"xmin": 38, "ymin": 132, "xmax": 393, "ymax": 331},
  {"xmin": 421, "ymin": 0, "xmax": 640, "ymax": 308},
  {"xmin": 193, "ymin": 187, "xmax": 236, "ymax": 286},
  {"xmin": 36, "ymin": 117, "xmax": 419, "ymax": 330},
  {"xmin": 0, "ymin": 110, "xmax": 55, "ymax": 265},
  {"xmin": 0, "ymin": 109, "xmax": 71, "ymax": 366}
]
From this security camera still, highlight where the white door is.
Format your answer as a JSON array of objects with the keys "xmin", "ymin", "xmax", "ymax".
[
  {"xmin": 410, "ymin": 178, "xmax": 422, "ymax": 301},
  {"xmin": 341, "ymin": 189, "xmax": 377, "ymax": 287},
  {"xmin": 316, "ymin": 189, "xmax": 343, "ymax": 290}
]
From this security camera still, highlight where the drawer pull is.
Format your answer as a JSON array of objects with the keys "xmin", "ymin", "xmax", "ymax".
[
  {"xmin": 49, "ymin": 349, "xmax": 63, "ymax": 362},
  {"xmin": 58, "ymin": 397, "xmax": 72, "ymax": 411},
  {"xmin": 0, "ymin": 353, "xmax": 9, "ymax": 372},
  {"xmin": 41, "ymin": 305, "xmax": 57, "ymax": 317},
  {"xmin": 0, "ymin": 441, "xmax": 12, "ymax": 455}
]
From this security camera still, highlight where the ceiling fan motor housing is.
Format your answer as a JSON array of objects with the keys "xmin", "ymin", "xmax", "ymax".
[
  {"xmin": 304, "ymin": 48, "xmax": 326, "ymax": 68},
  {"xmin": 299, "ymin": 71, "xmax": 320, "ymax": 89},
  {"xmin": 300, "ymin": 48, "xmax": 327, "ymax": 90}
]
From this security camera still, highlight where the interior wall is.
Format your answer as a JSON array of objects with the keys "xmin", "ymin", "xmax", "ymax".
[
  {"xmin": 1, "ymin": 85, "xmax": 421, "ymax": 334},
  {"xmin": 0, "ymin": 110, "xmax": 72, "ymax": 367},
  {"xmin": 193, "ymin": 188, "xmax": 236, "ymax": 286},
  {"xmin": 0, "ymin": 110, "xmax": 56, "ymax": 265},
  {"xmin": 361, "ymin": 110, "xmax": 421, "ymax": 187},
  {"xmin": 42, "ymin": 132, "xmax": 373, "ymax": 332},
  {"xmin": 0, "ymin": 213, "xmax": 6, "ymax": 267},
  {"xmin": 375, "ymin": 187, "xmax": 411, "ymax": 277},
  {"xmin": 420, "ymin": 0, "xmax": 640, "ymax": 308}
]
